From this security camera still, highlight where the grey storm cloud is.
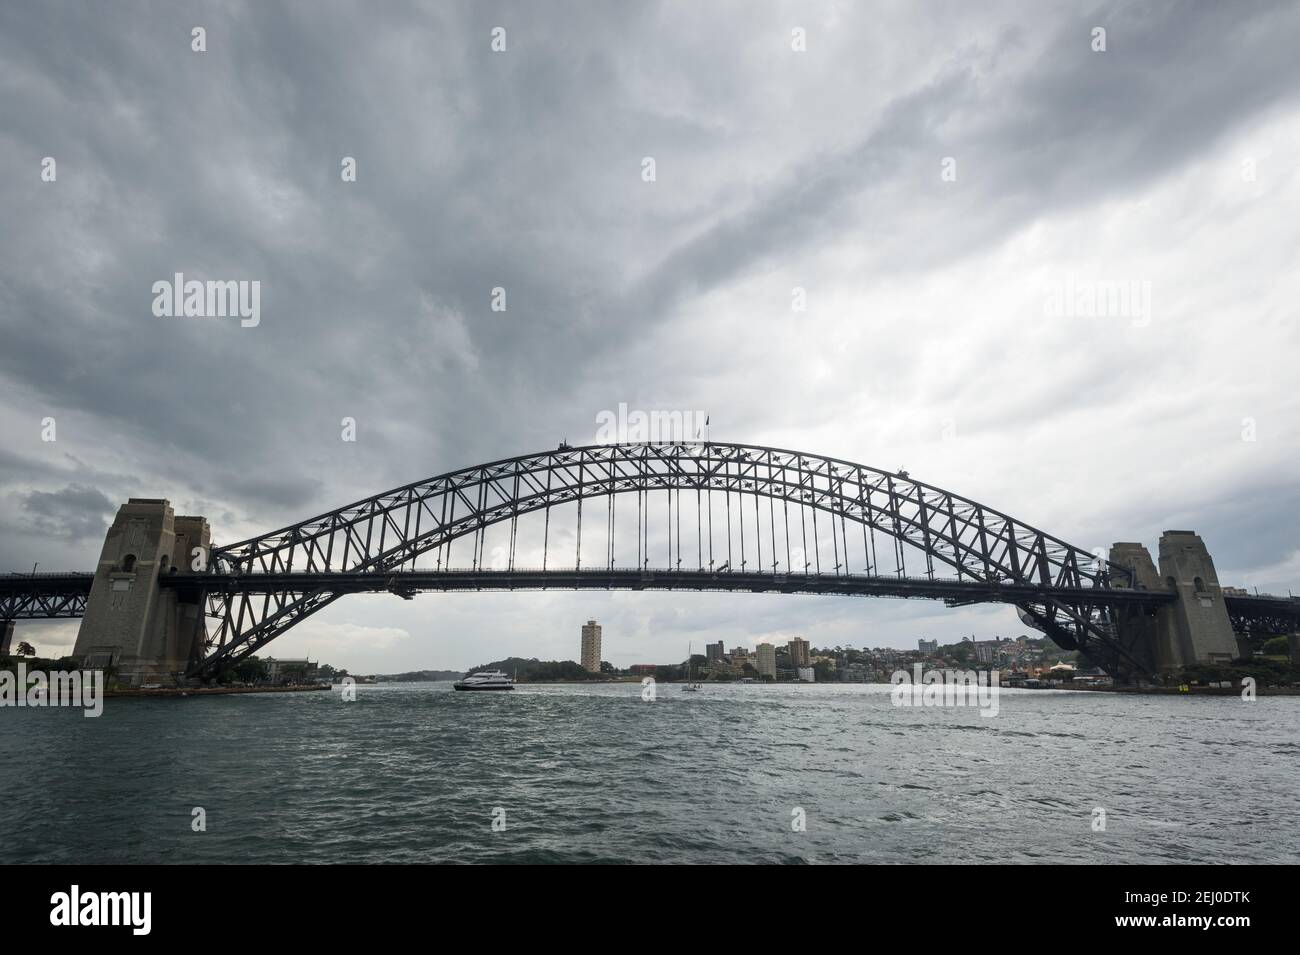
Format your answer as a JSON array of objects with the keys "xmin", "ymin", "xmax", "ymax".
[
  {"xmin": 631, "ymin": 3, "xmax": 1300, "ymax": 312},
  {"xmin": 16, "ymin": 484, "xmax": 115, "ymax": 542},
  {"xmin": 2, "ymin": 1, "xmax": 1299, "ymax": 666}
]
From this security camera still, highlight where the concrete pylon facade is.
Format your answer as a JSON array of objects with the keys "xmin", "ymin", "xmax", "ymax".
[
  {"xmin": 1108, "ymin": 530, "xmax": 1239, "ymax": 678},
  {"xmin": 72, "ymin": 499, "xmax": 210, "ymax": 686},
  {"xmin": 1107, "ymin": 541, "xmax": 1165, "ymax": 673},
  {"xmin": 1157, "ymin": 531, "xmax": 1239, "ymax": 668}
]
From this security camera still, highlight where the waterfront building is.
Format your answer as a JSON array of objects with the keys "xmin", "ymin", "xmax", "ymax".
[
  {"xmin": 264, "ymin": 657, "xmax": 316, "ymax": 683},
  {"xmin": 706, "ymin": 640, "xmax": 725, "ymax": 663},
  {"xmin": 755, "ymin": 643, "xmax": 777, "ymax": 679},
  {"xmin": 788, "ymin": 637, "xmax": 810, "ymax": 667},
  {"xmin": 580, "ymin": 619, "xmax": 602, "ymax": 673},
  {"xmin": 797, "ymin": 666, "xmax": 815, "ymax": 683},
  {"xmin": 843, "ymin": 663, "xmax": 872, "ymax": 683}
]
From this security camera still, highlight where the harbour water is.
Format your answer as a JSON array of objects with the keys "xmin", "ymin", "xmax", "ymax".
[{"xmin": 3, "ymin": 682, "xmax": 1297, "ymax": 864}]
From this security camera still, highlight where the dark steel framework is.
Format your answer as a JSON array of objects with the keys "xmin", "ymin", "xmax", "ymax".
[
  {"xmin": 1226, "ymin": 594, "xmax": 1300, "ymax": 638},
  {"xmin": 0, "ymin": 573, "xmax": 92, "ymax": 620},
  {"xmin": 194, "ymin": 442, "xmax": 1149, "ymax": 678}
]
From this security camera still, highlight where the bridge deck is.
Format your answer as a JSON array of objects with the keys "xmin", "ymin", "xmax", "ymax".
[
  {"xmin": 179, "ymin": 568, "xmax": 1169, "ymax": 605},
  {"xmin": 5, "ymin": 570, "xmax": 1294, "ymax": 624}
]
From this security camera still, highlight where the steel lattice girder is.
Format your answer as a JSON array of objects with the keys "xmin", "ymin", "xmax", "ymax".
[
  {"xmin": 0, "ymin": 574, "xmax": 92, "ymax": 619},
  {"xmin": 0, "ymin": 591, "xmax": 89, "ymax": 619},
  {"xmin": 212, "ymin": 443, "xmax": 1124, "ymax": 584},
  {"xmin": 1226, "ymin": 595, "xmax": 1300, "ymax": 636},
  {"xmin": 192, "ymin": 442, "xmax": 1139, "ymax": 678}
]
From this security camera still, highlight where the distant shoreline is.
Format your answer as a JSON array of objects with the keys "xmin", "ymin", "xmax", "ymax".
[
  {"xmin": 489, "ymin": 679, "xmax": 1300, "ymax": 695},
  {"xmin": 101, "ymin": 680, "xmax": 1298, "ymax": 698},
  {"xmin": 106, "ymin": 684, "xmax": 331, "ymax": 699}
]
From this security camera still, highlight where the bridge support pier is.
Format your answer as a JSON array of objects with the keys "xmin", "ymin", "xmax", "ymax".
[
  {"xmin": 1109, "ymin": 531, "xmax": 1239, "ymax": 678},
  {"xmin": 71, "ymin": 499, "xmax": 210, "ymax": 687},
  {"xmin": 0, "ymin": 619, "xmax": 13, "ymax": 655}
]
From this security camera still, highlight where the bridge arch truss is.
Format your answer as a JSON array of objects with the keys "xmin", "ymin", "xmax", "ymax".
[{"xmin": 193, "ymin": 442, "xmax": 1138, "ymax": 678}]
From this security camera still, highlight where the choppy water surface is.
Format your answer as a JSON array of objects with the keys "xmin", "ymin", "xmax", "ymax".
[{"xmin": 3, "ymin": 682, "xmax": 1297, "ymax": 863}]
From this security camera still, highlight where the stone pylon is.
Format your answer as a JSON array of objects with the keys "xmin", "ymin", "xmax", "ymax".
[
  {"xmin": 72, "ymin": 499, "xmax": 210, "ymax": 686},
  {"xmin": 1109, "ymin": 530, "xmax": 1239, "ymax": 678},
  {"xmin": 1157, "ymin": 530, "xmax": 1239, "ymax": 668}
]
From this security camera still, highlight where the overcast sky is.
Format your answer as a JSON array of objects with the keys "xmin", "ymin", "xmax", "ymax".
[{"xmin": 3, "ymin": 1, "xmax": 1298, "ymax": 672}]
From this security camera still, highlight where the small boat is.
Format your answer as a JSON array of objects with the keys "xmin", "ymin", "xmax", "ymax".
[
  {"xmin": 682, "ymin": 643, "xmax": 702, "ymax": 691},
  {"xmin": 453, "ymin": 669, "xmax": 515, "ymax": 691}
]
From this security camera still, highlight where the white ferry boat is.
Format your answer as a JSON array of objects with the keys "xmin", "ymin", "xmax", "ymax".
[{"xmin": 452, "ymin": 669, "xmax": 515, "ymax": 691}]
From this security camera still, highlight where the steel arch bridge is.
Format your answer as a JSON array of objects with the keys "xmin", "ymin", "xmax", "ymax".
[{"xmin": 183, "ymin": 441, "xmax": 1160, "ymax": 680}]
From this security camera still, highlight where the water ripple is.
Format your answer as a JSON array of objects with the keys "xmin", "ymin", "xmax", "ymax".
[{"xmin": 1, "ymin": 682, "xmax": 1297, "ymax": 863}]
